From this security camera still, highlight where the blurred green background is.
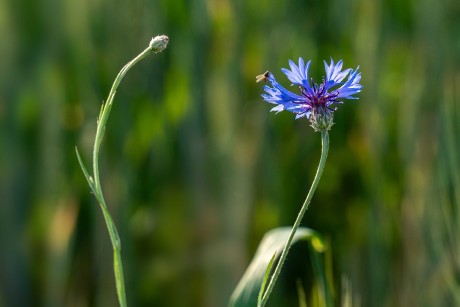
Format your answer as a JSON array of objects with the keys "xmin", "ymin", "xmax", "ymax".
[{"xmin": 1, "ymin": 0, "xmax": 460, "ymax": 306}]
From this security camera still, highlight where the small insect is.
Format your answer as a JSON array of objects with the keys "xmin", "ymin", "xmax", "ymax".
[{"xmin": 256, "ymin": 71, "xmax": 270, "ymax": 83}]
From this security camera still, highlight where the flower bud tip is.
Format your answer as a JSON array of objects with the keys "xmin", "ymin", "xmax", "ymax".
[{"xmin": 149, "ymin": 35, "xmax": 169, "ymax": 52}]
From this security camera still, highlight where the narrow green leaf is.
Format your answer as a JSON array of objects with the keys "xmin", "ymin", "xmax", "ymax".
[
  {"xmin": 229, "ymin": 227, "xmax": 327, "ymax": 307},
  {"xmin": 309, "ymin": 243, "xmax": 333, "ymax": 307},
  {"xmin": 75, "ymin": 147, "xmax": 96, "ymax": 193},
  {"xmin": 257, "ymin": 252, "xmax": 277, "ymax": 306},
  {"xmin": 296, "ymin": 280, "xmax": 307, "ymax": 307}
]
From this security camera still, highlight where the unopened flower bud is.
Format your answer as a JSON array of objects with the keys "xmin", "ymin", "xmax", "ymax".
[{"xmin": 149, "ymin": 35, "xmax": 169, "ymax": 52}]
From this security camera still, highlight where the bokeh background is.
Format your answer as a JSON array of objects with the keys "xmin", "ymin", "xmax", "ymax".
[{"xmin": 1, "ymin": 0, "xmax": 460, "ymax": 306}]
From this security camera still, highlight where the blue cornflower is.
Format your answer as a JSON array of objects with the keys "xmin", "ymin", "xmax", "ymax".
[{"xmin": 259, "ymin": 58, "xmax": 362, "ymax": 131}]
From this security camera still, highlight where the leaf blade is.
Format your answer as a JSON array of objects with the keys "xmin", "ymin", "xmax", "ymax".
[{"xmin": 229, "ymin": 227, "xmax": 327, "ymax": 307}]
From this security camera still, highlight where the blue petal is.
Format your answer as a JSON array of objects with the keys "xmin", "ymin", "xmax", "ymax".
[
  {"xmin": 281, "ymin": 58, "xmax": 314, "ymax": 94},
  {"xmin": 295, "ymin": 112, "xmax": 310, "ymax": 120},
  {"xmin": 282, "ymin": 59, "xmax": 303, "ymax": 85},
  {"xmin": 263, "ymin": 73, "xmax": 304, "ymax": 103},
  {"xmin": 336, "ymin": 67, "xmax": 362, "ymax": 99},
  {"xmin": 270, "ymin": 104, "xmax": 285, "ymax": 113},
  {"xmin": 301, "ymin": 60, "xmax": 314, "ymax": 95},
  {"xmin": 324, "ymin": 58, "xmax": 351, "ymax": 90},
  {"xmin": 270, "ymin": 101, "xmax": 311, "ymax": 115}
]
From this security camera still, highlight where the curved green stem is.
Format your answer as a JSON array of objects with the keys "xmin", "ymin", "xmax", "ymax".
[
  {"xmin": 259, "ymin": 131, "xmax": 330, "ymax": 307},
  {"xmin": 92, "ymin": 46, "xmax": 157, "ymax": 307},
  {"xmin": 77, "ymin": 37, "xmax": 168, "ymax": 307}
]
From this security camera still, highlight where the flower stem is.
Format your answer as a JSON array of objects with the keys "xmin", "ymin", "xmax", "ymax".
[
  {"xmin": 77, "ymin": 37, "xmax": 168, "ymax": 307},
  {"xmin": 259, "ymin": 131, "xmax": 330, "ymax": 307}
]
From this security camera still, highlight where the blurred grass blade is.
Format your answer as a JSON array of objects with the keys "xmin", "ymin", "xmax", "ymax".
[
  {"xmin": 257, "ymin": 252, "xmax": 277, "ymax": 306},
  {"xmin": 229, "ymin": 227, "xmax": 327, "ymax": 307},
  {"xmin": 309, "ymin": 243, "xmax": 333, "ymax": 307},
  {"xmin": 296, "ymin": 280, "xmax": 307, "ymax": 307}
]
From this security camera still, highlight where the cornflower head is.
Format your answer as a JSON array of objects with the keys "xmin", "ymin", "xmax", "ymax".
[{"xmin": 258, "ymin": 58, "xmax": 362, "ymax": 131}]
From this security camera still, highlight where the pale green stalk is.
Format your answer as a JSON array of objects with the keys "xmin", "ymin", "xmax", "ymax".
[
  {"xmin": 76, "ymin": 36, "xmax": 168, "ymax": 307},
  {"xmin": 259, "ymin": 131, "xmax": 329, "ymax": 307}
]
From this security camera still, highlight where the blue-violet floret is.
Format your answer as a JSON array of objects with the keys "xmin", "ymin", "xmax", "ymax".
[{"xmin": 260, "ymin": 58, "xmax": 362, "ymax": 131}]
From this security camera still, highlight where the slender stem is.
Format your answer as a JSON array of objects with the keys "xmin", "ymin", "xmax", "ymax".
[
  {"xmin": 259, "ymin": 131, "xmax": 330, "ymax": 307},
  {"xmin": 90, "ymin": 45, "xmax": 159, "ymax": 307},
  {"xmin": 93, "ymin": 47, "xmax": 154, "ymax": 193}
]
